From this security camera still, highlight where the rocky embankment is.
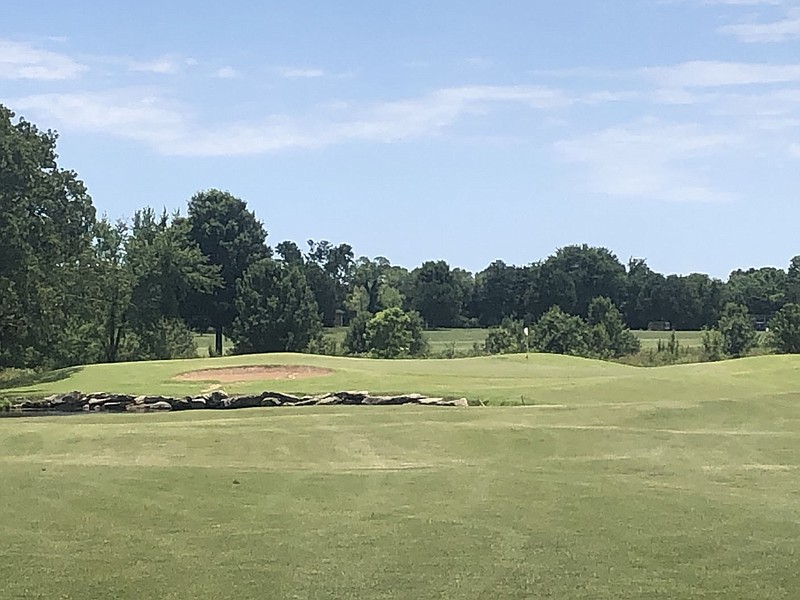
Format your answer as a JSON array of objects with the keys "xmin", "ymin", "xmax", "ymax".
[{"xmin": 9, "ymin": 390, "xmax": 469, "ymax": 413}]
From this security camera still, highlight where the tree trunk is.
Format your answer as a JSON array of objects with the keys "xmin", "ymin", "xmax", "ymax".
[{"xmin": 215, "ymin": 326, "xmax": 223, "ymax": 357}]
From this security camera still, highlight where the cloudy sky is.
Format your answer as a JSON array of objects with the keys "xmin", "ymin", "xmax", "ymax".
[{"xmin": 2, "ymin": 0, "xmax": 799, "ymax": 277}]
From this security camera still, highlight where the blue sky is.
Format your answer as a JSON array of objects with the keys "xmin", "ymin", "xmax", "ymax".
[{"xmin": 2, "ymin": 1, "xmax": 799, "ymax": 278}]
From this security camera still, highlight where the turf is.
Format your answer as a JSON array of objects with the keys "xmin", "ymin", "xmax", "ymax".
[
  {"xmin": 196, "ymin": 328, "xmax": 711, "ymax": 357},
  {"xmin": 634, "ymin": 330, "xmax": 704, "ymax": 349},
  {"xmin": 3, "ymin": 354, "xmax": 800, "ymax": 598}
]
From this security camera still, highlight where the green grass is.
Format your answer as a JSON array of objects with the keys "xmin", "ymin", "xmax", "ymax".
[
  {"xmin": 634, "ymin": 330, "xmax": 704, "ymax": 349},
  {"xmin": 193, "ymin": 333, "xmax": 234, "ymax": 357},
  {"xmin": 3, "ymin": 354, "xmax": 800, "ymax": 598},
  {"xmin": 322, "ymin": 327, "xmax": 491, "ymax": 356}
]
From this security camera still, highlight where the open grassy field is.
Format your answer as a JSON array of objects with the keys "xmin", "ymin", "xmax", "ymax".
[
  {"xmin": 320, "ymin": 327, "xmax": 490, "ymax": 356},
  {"xmin": 4, "ymin": 354, "xmax": 800, "ymax": 598},
  {"xmin": 196, "ymin": 328, "xmax": 719, "ymax": 358},
  {"xmin": 634, "ymin": 330, "xmax": 704, "ymax": 349}
]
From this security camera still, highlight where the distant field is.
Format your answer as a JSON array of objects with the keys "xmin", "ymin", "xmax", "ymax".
[
  {"xmin": 3, "ymin": 353, "xmax": 800, "ymax": 598},
  {"xmin": 196, "ymin": 328, "xmax": 715, "ymax": 357},
  {"xmin": 193, "ymin": 333, "xmax": 234, "ymax": 357},
  {"xmin": 634, "ymin": 330, "xmax": 704, "ymax": 349}
]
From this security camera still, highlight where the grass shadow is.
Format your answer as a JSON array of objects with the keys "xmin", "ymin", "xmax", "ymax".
[{"xmin": 0, "ymin": 366, "xmax": 84, "ymax": 391}]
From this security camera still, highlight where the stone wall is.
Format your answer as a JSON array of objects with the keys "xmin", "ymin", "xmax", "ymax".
[{"xmin": 10, "ymin": 390, "xmax": 469, "ymax": 413}]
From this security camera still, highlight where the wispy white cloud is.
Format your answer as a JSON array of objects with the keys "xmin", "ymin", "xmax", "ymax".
[
  {"xmin": 11, "ymin": 84, "xmax": 570, "ymax": 157},
  {"xmin": 276, "ymin": 66, "xmax": 325, "ymax": 78},
  {"xmin": 12, "ymin": 90, "xmax": 187, "ymax": 149},
  {"xmin": 702, "ymin": 0, "xmax": 783, "ymax": 5},
  {"xmin": 718, "ymin": 7, "xmax": 800, "ymax": 41},
  {"xmin": 556, "ymin": 120, "xmax": 739, "ymax": 203},
  {"xmin": 644, "ymin": 61, "xmax": 800, "ymax": 87},
  {"xmin": 790, "ymin": 143, "xmax": 800, "ymax": 158},
  {"xmin": 213, "ymin": 66, "xmax": 240, "ymax": 79},
  {"xmin": 0, "ymin": 39, "xmax": 86, "ymax": 80},
  {"xmin": 128, "ymin": 55, "xmax": 189, "ymax": 74}
]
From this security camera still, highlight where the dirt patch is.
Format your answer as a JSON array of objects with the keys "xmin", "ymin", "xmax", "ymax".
[{"xmin": 175, "ymin": 365, "xmax": 334, "ymax": 383}]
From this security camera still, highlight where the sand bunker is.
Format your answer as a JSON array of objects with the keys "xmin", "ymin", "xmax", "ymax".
[{"xmin": 175, "ymin": 365, "xmax": 334, "ymax": 383}]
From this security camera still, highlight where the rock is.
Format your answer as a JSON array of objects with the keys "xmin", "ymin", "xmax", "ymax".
[
  {"xmin": 168, "ymin": 397, "xmax": 192, "ymax": 411},
  {"xmin": 394, "ymin": 393, "xmax": 426, "ymax": 402},
  {"xmin": 315, "ymin": 394, "xmax": 341, "ymax": 405},
  {"xmin": 100, "ymin": 402, "xmax": 126, "ymax": 412},
  {"xmin": 417, "ymin": 397, "xmax": 444, "ymax": 405},
  {"xmin": 48, "ymin": 391, "xmax": 87, "ymax": 412},
  {"xmin": 189, "ymin": 397, "xmax": 207, "ymax": 409},
  {"xmin": 133, "ymin": 395, "xmax": 171, "ymax": 405},
  {"xmin": 336, "ymin": 391, "xmax": 369, "ymax": 404},
  {"xmin": 363, "ymin": 395, "xmax": 402, "ymax": 405},
  {"xmin": 292, "ymin": 398, "xmax": 320, "ymax": 406},
  {"xmin": 204, "ymin": 390, "xmax": 228, "ymax": 408},
  {"xmin": 262, "ymin": 391, "xmax": 302, "ymax": 403},
  {"xmin": 88, "ymin": 396, "xmax": 112, "ymax": 407},
  {"xmin": 434, "ymin": 398, "xmax": 468, "ymax": 407},
  {"xmin": 222, "ymin": 395, "xmax": 262, "ymax": 409},
  {"xmin": 141, "ymin": 401, "xmax": 172, "ymax": 411}
]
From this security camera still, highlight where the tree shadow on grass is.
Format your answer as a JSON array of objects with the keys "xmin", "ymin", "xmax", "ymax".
[{"xmin": 0, "ymin": 366, "xmax": 84, "ymax": 391}]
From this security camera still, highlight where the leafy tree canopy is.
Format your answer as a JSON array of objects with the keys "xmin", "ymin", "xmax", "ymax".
[{"xmin": 231, "ymin": 259, "xmax": 321, "ymax": 354}]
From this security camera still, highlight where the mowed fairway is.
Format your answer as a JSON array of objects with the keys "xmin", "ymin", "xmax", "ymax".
[{"xmin": 3, "ymin": 355, "xmax": 800, "ymax": 598}]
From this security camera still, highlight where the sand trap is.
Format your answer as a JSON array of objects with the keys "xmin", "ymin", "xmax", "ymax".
[{"xmin": 175, "ymin": 365, "xmax": 334, "ymax": 383}]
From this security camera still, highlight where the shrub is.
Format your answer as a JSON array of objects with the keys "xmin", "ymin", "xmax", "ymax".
[
  {"xmin": 531, "ymin": 306, "xmax": 589, "ymax": 356},
  {"xmin": 484, "ymin": 318, "xmax": 527, "ymax": 355},
  {"xmin": 768, "ymin": 303, "xmax": 800, "ymax": 354},
  {"xmin": 717, "ymin": 303, "xmax": 757, "ymax": 357},
  {"xmin": 364, "ymin": 307, "xmax": 428, "ymax": 358},
  {"xmin": 701, "ymin": 328, "xmax": 724, "ymax": 361}
]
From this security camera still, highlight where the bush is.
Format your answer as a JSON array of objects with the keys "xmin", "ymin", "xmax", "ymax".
[
  {"xmin": 343, "ymin": 311, "xmax": 371, "ymax": 355},
  {"xmin": 126, "ymin": 318, "xmax": 198, "ymax": 361},
  {"xmin": 364, "ymin": 308, "xmax": 428, "ymax": 358},
  {"xmin": 531, "ymin": 306, "xmax": 589, "ymax": 356},
  {"xmin": 701, "ymin": 328, "xmax": 724, "ymax": 361},
  {"xmin": 717, "ymin": 303, "xmax": 757, "ymax": 357},
  {"xmin": 484, "ymin": 318, "xmax": 527, "ymax": 355},
  {"xmin": 586, "ymin": 297, "xmax": 640, "ymax": 358},
  {"xmin": 768, "ymin": 303, "xmax": 800, "ymax": 354}
]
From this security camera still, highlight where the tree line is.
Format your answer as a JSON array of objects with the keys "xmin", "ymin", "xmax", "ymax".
[{"xmin": 4, "ymin": 105, "xmax": 800, "ymax": 369}]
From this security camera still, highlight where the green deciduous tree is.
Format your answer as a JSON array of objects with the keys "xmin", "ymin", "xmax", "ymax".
[
  {"xmin": 90, "ymin": 210, "xmax": 220, "ymax": 362},
  {"xmin": 363, "ymin": 308, "xmax": 428, "ymax": 358},
  {"xmin": 343, "ymin": 310, "xmax": 371, "ymax": 355},
  {"xmin": 716, "ymin": 302, "xmax": 757, "ymax": 358},
  {"xmin": 231, "ymin": 259, "xmax": 321, "ymax": 353},
  {"xmin": 484, "ymin": 318, "xmax": 527, "ymax": 355},
  {"xmin": 587, "ymin": 297, "xmax": 640, "ymax": 358},
  {"xmin": 474, "ymin": 261, "xmax": 528, "ymax": 326},
  {"xmin": 0, "ymin": 105, "xmax": 97, "ymax": 368},
  {"xmin": 305, "ymin": 240, "xmax": 354, "ymax": 326},
  {"xmin": 768, "ymin": 303, "xmax": 800, "ymax": 354},
  {"xmin": 185, "ymin": 190, "xmax": 270, "ymax": 355},
  {"xmin": 531, "ymin": 245, "xmax": 627, "ymax": 319},
  {"xmin": 726, "ymin": 267, "xmax": 786, "ymax": 318},
  {"xmin": 407, "ymin": 260, "xmax": 465, "ymax": 328},
  {"xmin": 531, "ymin": 306, "xmax": 589, "ymax": 356}
]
